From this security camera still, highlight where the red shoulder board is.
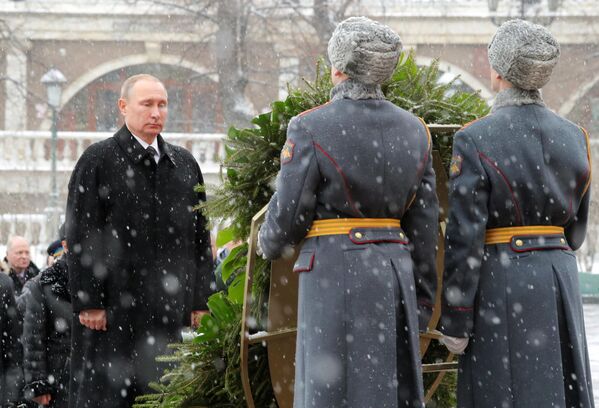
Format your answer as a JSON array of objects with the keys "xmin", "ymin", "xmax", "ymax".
[
  {"xmin": 298, "ymin": 101, "xmax": 331, "ymax": 118},
  {"xmin": 460, "ymin": 116, "xmax": 485, "ymax": 131}
]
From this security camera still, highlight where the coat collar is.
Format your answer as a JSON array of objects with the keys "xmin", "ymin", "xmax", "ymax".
[
  {"xmin": 491, "ymin": 87, "xmax": 545, "ymax": 112},
  {"xmin": 330, "ymin": 79, "xmax": 385, "ymax": 101},
  {"xmin": 114, "ymin": 125, "xmax": 176, "ymax": 167}
]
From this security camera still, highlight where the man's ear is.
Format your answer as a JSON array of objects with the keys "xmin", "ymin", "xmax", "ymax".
[{"xmin": 117, "ymin": 98, "xmax": 127, "ymax": 116}]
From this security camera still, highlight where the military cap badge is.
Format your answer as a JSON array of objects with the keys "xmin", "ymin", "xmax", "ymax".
[
  {"xmin": 449, "ymin": 154, "xmax": 463, "ymax": 178},
  {"xmin": 281, "ymin": 140, "xmax": 295, "ymax": 164}
]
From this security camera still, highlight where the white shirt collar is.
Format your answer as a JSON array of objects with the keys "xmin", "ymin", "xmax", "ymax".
[{"xmin": 131, "ymin": 132, "xmax": 160, "ymax": 163}]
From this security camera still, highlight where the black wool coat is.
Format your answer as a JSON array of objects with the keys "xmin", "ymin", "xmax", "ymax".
[
  {"xmin": 0, "ymin": 272, "xmax": 23, "ymax": 406},
  {"xmin": 21, "ymin": 257, "xmax": 71, "ymax": 407},
  {"xmin": 65, "ymin": 125, "xmax": 213, "ymax": 408},
  {"xmin": 5, "ymin": 261, "xmax": 40, "ymax": 297}
]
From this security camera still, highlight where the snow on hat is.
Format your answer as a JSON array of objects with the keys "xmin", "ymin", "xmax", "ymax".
[
  {"xmin": 488, "ymin": 19, "xmax": 560, "ymax": 90},
  {"xmin": 327, "ymin": 16, "xmax": 402, "ymax": 85}
]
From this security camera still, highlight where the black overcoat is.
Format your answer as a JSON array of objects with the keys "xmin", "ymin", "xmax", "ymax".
[
  {"xmin": 441, "ymin": 101, "xmax": 594, "ymax": 407},
  {"xmin": 21, "ymin": 257, "xmax": 71, "ymax": 407},
  {"xmin": 0, "ymin": 272, "xmax": 23, "ymax": 406},
  {"xmin": 65, "ymin": 125, "xmax": 213, "ymax": 408},
  {"xmin": 260, "ymin": 82, "xmax": 439, "ymax": 408}
]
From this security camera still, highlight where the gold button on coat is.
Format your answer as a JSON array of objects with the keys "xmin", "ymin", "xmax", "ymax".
[
  {"xmin": 560, "ymin": 238, "xmax": 566, "ymax": 244},
  {"xmin": 515, "ymin": 239, "xmax": 524, "ymax": 247},
  {"xmin": 355, "ymin": 232, "xmax": 363, "ymax": 239}
]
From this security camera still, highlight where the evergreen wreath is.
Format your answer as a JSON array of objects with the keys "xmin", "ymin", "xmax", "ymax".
[{"xmin": 134, "ymin": 51, "xmax": 490, "ymax": 408}]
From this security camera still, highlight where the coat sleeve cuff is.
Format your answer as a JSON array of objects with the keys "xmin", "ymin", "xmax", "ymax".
[
  {"xmin": 439, "ymin": 304, "xmax": 474, "ymax": 338},
  {"xmin": 71, "ymin": 294, "xmax": 104, "ymax": 313},
  {"xmin": 23, "ymin": 379, "xmax": 54, "ymax": 399}
]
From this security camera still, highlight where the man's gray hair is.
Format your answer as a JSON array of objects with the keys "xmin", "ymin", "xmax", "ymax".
[
  {"xmin": 120, "ymin": 74, "xmax": 165, "ymax": 99},
  {"xmin": 6, "ymin": 235, "xmax": 28, "ymax": 253}
]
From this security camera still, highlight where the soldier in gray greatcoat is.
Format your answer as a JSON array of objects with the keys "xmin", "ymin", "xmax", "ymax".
[
  {"xmin": 259, "ymin": 17, "xmax": 439, "ymax": 408},
  {"xmin": 440, "ymin": 19, "xmax": 594, "ymax": 407}
]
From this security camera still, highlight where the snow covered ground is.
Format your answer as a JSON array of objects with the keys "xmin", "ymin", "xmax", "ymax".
[{"xmin": 583, "ymin": 303, "xmax": 599, "ymax": 403}]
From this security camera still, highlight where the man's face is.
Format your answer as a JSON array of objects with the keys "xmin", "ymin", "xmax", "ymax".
[
  {"xmin": 7, "ymin": 239, "xmax": 31, "ymax": 273},
  {"xmin": 118, "ymin": 79, "xmax": 168, "ymax": 142}
]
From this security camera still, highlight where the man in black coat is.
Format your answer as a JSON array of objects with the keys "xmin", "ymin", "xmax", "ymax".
[
  {"xmin": 0, "ymin": 272, "xmax": 23, "ymax": 407},
  {"xmin": 66, "ymin": 74, "xmax": 213, "ymax": 408},
  {"xmin": 21, "ymin": 227, "xmax": 71, "ymax": 407}
]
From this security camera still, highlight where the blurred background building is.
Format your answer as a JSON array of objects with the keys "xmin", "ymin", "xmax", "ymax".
[{"xmin": 1, "ymin": 0, "xmax": 598, "ymax": 265}]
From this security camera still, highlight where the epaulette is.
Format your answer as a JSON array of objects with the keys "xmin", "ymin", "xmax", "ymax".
[
  {"xmin": 460, "ymin": 116, "xmax": 487, "ymax": 131},
  {"xmin": 297, "ymin": 101, "xmax": 331, "ymax": 118},
  {"xmin": 581, "ymin": 127, "xmax": 592, "ymax": 195},
  {"xmin": 417, "ymin": 117, "xmax": 432, "ymax": 151}
]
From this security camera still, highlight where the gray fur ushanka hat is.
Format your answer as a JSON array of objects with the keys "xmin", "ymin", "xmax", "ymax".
[
  {"xmin": 488, "ymin": 19, "xmax": 560, "ymax": 90},
  {"xmin": 327, "ymin": 16, "xmax": 402, "ymax": 85}
]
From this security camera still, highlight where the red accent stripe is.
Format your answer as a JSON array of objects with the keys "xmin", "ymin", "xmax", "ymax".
[
  {"xmin": 567, "ymin": 167, "xmax": 590, "ymax": 223},
  {"xmin": 313, "ymin": 142, "xmax": 363, "ymax": 217},
  {"xmin": 349, "ymin": 236, "xmax": 408, "ymax": 245},
  {"xmin": 418, "ymin": 299, "xmax": 435, "ymax": 309},
  {"xmin": 293, "ymin": 253, "xmax": 314, "ymax": 273},
  {"xmin": 478, "ymin": 152, "xmax": 523, "ymax": 225},
  {"xmin": 511, "ymin": 244, "xmax": 570, "ymax": 253},
  {"xmin": 298, "ymin": 101, "xmax": 331, "ymax": 117},
  {"xmin": 450, "ymin": 306, "xmax": 473, "ymax": 312},
  {"xmin": 405, "ymin": 119, "xmax": 432, "ymax": 211}
]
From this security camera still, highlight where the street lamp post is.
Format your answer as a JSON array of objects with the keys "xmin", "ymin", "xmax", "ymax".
[
  {"xmin": 488, "ymin": 0, "xmax": 563, "ymax": 26},
  {"xmin": 41, "ymin": 68, "xmax": 66, "ymax": 242}
]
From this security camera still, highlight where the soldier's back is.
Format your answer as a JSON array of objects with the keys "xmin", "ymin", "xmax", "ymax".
[
  {"xmin": 296, "ymin": 98, "xmax": 431, "ymax": 220},
  {"xmin": 460, "ymin": 104, "xmax": 590, "ymax": 228}
]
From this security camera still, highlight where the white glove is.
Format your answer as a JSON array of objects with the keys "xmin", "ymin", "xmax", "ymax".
[
  {"xmin": 440, "ymin": 335, "xmax": 469, "ymax": 355},
  {"xmin": 255, "ymin": 231, "xmax": 267, "ymax": 260}
]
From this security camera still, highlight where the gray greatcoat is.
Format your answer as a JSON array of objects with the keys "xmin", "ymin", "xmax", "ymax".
[
  {"xmin": 441, "ymin": 89, "xmax": 594, "ymax": 407},
  {"xmin": 260, "ymin": 80, "xmax": 439, "ymax": 408},
  {"xmin": 66, "ymin": 125, "xmax": 213, "ymax": 408}
]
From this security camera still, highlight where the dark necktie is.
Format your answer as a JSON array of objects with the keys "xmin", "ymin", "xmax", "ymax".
[{"xmin": 146, "ymin": 146, "xmax": 158, "ymax": 161}]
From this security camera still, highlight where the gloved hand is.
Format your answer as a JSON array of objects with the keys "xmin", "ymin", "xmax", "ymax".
[
  {"xmin": 440, "ymin": 335, "xmax": 469, "ymax": 355},
  {"xmin": 255, "ymin": 230, "xmax": 267, "ymax": 260}
]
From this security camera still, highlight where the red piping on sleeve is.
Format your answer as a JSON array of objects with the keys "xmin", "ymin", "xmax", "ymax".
[
  {"xmin": 293, "ymin": 253, "xmax": 315, "ymax": 273},
  {"xmin": 479, "ymin": 152, "xmax": 523, "ymax": 225},
  {"xmin": 313, "ymin": 142, "xmax": 364, "ymax": 217}
]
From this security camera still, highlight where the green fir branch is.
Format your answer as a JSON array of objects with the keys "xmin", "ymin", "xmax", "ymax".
[{"xmin": 141, "ymin": 51, "xmax": 490, "ymax": 408}]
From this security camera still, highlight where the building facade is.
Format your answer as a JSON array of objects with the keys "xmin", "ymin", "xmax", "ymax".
[{"xmin": 1, "ymin": 0, "xmax": 598, "ymax": 260}]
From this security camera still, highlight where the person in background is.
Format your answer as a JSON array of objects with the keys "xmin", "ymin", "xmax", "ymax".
[
  {"xmin": 440, "ymin": 19, "xmax": 594, "ymax": 407},
  {"xmin": 0, "ymin": 269, "xmax": 24, "ymax": 408},
  {"xmin": 45, "ymin": 239, "xmax": 64, "ymax": 269},
  {"xmin": 1, "ymin": 236, "xmax": 39, "ymax": 296},
  {"xmin": 21, "ymin": 225, "xmax": 71, "ymax": 407}
]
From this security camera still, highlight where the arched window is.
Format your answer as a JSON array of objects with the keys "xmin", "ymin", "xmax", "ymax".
[{"xmin": 59, "ymin": 64, "xmax": 223, "ymax": 133}]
